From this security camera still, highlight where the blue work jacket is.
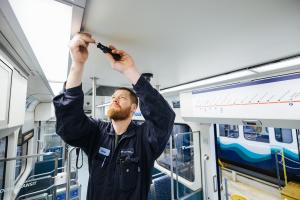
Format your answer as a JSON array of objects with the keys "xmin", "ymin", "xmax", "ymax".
[{"xmin": 53, "ymin": 76, "xmax": 175, "ymax": 200}]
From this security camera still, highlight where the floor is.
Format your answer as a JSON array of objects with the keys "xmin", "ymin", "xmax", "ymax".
[{"xmin": 221, "ymin": 170, "xmax": 281, "ymax": 200}]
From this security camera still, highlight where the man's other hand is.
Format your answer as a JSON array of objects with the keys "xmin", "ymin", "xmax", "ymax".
[
  {"xmin": 69, "ymin": 32, "xmax": 95, "ymax": 65},
  {"xmin": 105, "ymin": 45, "xmax": 137, "ymax": 74}
]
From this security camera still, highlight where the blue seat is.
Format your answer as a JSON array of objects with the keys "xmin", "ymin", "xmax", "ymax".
[
  {"xmin": 34, "ymin": 158, "xmax": 63, "ymax": 176},
  {"xmin": 148, "ymin": 175, "xmax": 171, "ymax": 200}
]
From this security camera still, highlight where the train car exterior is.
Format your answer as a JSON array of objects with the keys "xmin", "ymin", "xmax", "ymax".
[{"xmin": 217, "ymin": 124, "xmax": 300, "ymax": 183}]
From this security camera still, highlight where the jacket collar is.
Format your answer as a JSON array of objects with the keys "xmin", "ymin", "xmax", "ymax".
[{"xmin": 107, "ymin": 121, "xmax": 137, "ymax": 138}]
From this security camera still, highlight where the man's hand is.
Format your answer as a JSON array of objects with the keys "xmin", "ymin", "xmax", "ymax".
[
  {"xmin": 104, "ymin": 45, "xmax": 141, "ymax": 84},
  {"xmin": 104, "ymin": 45, "xmax": 136, "ymax": 73},
  {"xmin": 66, "ymin": 33, "xmax": 95, "ymax": 89},
  {"xmin": 69, "ymin": 33, "xmax": 95, "ymax": 65}
]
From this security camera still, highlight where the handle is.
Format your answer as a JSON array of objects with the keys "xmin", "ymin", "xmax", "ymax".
[{"xmin": 96, "ymin": 42, "xmax": 122, "ymax": 61}]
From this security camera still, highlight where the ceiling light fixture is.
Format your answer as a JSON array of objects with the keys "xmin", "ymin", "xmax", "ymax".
[
  {"xmin": 251, "ymin": 56, "xmax": 300, "ymax": 73},
  {"xmin": 160, "ymin": 70, "xmax": 254, "ymax": 94}
]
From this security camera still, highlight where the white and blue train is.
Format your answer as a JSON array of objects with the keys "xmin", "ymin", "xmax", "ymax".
[{"xmin": 216, "ymin": 124, "xmax": 300, "ymax": 183}]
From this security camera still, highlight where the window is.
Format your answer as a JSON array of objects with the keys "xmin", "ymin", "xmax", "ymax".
[
  {"xmin": 41, "ymin": 121, "xmax": 63, "ymax": 150},
  {"xmin": 157, "ymin": 123, "xmax": 195, "ymax": 181},
  {"xmin": 0, "ymin": 137, "xmax": 8, "ymax": 199},
  {"xmin": 15, "ymin": 143, "xmax": 28, "ymax": 180},
  {"xmin": 219, "ymin": 124, "xmax": 239, "ymax": 138},
  {"xmin": 275, "ymin": 128, "xmax": 293, "ymax": 143},
  {"xmin": 243, "ymin": 126, "xmax": 269, "ymax": 143},
  {"xmin": 15, "ymin": 129, "xmax": 33, "ymax": 181}
]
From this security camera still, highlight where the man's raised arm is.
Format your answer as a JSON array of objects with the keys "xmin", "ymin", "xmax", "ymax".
[{"xmin": 53, "ymin": 33, "xmax": 101, "ymax": 154}]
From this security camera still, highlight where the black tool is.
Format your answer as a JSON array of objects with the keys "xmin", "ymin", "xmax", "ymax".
[{"xmin": 96, "ymin": 42, "xmax": 122, "ymax": 61}]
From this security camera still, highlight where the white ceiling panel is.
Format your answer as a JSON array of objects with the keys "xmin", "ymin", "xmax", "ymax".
[{"xmin": 81, "ymin": 0, "xmax": 300, "ymax": 92}]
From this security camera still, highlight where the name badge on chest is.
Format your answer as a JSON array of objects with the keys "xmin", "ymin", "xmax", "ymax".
[{"xmin": 99, "ymin": 147, "xmax": 110, "ymax": 156}]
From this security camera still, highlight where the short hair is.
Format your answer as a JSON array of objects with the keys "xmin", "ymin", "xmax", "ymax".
[{"xmin": 115, "ymin": 87, "xmax": 138, "ymax": 105}]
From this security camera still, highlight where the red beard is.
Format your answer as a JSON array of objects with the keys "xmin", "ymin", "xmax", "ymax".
[{"xmin": 107, "ymin": 104, "xmax": 131, "ymax": 121}]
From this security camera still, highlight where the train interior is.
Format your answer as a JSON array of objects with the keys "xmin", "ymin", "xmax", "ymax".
[{"xmin": 1, "ymin": 0, "xmax": 300, "ymax": 199}]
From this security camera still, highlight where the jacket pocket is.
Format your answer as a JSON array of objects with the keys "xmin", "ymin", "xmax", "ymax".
[
  {"xmin": 92, "ymin": 155, "xmax": 108, "ymax": 185},
  {"xmin": 119, "ymin": 158, "xmax": 140, "ymax": 191}
]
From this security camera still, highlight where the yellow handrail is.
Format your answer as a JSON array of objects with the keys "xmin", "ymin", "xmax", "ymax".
[
  {"xmin": 218, "ymin": 159, "xmax": 225, "ymax": 169},
  {"xmin": 281, "ymin": 149, "xmax": 288, "ymax": 186}
]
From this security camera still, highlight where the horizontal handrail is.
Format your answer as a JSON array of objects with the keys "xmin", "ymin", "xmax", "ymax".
[
  {"xmin": 0, "ymin": 152, "xmax": 58, "ymax": 162},
  {"xmin": 27, "ymin": 167, "xmax": 64, "ymax": 180},
  {"xmin": 16, "ymin": 179, "xmax": 78, "ymax": 200},
  {"xmin": 152, "ymin": 172, "xmax": 165, "ymax": 179},
  {"xmin": 179, "ymin": 188, "xmax": 202, "ymax": 200},
  {"xmin": 174, "ymin": 131, "xmax": 200, "ymax": 138}
]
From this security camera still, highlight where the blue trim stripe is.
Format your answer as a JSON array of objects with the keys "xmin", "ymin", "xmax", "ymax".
[
  {"xmin": 271, "ymin": 147, "xmax": 299, "ymax": 161},
  {"xmin": 218, "ymin": 142, "xmax": 271, "ymax": 162},
  {"xmin": 192, "ymin": 73, "xmax": 300, "ymax": 95},
  {"xmin": 218, "ymin": 139, "xmax": 299, "ymax": 162}
]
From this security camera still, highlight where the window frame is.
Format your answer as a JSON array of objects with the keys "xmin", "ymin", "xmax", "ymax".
[
  {"xmin": 274, "ymin": 128, "xmax": 293, "ymax": 144},
  {"xmin": 15, "ymin": 129, "xmax": 33, "ymax": 182},
  {"xmin": 243, "ymin": 126, "xmax": 270, "ymax": 143},
  {"xmin": 157, "ymin": 122, "xmax": 195, "ymax": 182},
  {"xmin": 219, "ymin": 124, "xmax": 239, "ymax": 138}
]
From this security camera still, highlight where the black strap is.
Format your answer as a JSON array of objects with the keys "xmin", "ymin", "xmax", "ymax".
[{"xmin": 75, "ymin": 147, "xmax": 83, "ymax": 169}]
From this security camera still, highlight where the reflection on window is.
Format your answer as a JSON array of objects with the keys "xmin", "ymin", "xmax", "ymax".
[
  {"xmin": 15, "ymin": 143, "xmax": 28, "ymax": 180},
  {"xmin": 274, "ymin": 128, "xmax": 293, "ymax": 143},
  {"xmin": 243, "ymin": 126, "xmax": 269, "ymax": 143},
  {"xmin": 42, "ymin": 121, "xmax": 63, "ymax": 151},
  {"xmin": 157, "ymin": 124, "xmax": 195, "ymax": 182},
  {"xmin": 219, "ymin": 124, "xmax": 239, "ymax": 138},
  {"xmin": 0, "ymin": 137, "xmax": 7, "ymax": 197},
  {"xmin": 15, "ymin": 130, "xmax": 31, "ymax": 181}
]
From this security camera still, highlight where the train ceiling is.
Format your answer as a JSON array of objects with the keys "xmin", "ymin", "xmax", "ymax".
[{"xmin": 81, "ymin": 0, "xmax": 300, "ymax": 93}]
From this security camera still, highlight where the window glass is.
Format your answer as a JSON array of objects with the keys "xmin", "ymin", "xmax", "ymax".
[
  {"xmin": 15, "ymin": 142, "xmax": 28, "ymax": 180},
  {"xmin": 15, "ymin": 130, "xmax": 30, "ymax": 181},
  {"xmin": 219, "ymin": 124, "xmax": 239, "ymax": 138},
  {"xmin": 157, "ymin": 124, "xmax": 195, "ymax": 181},
  {"xmin": 243, "ymin": 126, "xmax": 269, "ymax": 143},
  {"xmin": 41, "ymin": 121, "xmax": 63, "ymax": 155},
  {"xmin": 0, "ymin": 137, "xmax": 7, "ymax": 198},
  {"xmin": 274, "ymin": 128, "xmax": 293, "ymax": 143}
]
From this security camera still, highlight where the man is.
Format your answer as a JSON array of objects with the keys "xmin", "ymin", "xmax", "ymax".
[{"xmin": 53, "ymin": 33, "xmax": 175, "ymax": 200}]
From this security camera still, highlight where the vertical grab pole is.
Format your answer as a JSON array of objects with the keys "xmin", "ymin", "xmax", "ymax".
[
  {"xmin": 203, "ymin": 154, "xmax": 209, "ymax": 200},
  {"xmin": 66, "ymin": 147, "xmax": 76, "ymax": 200},
  {"xmin": 53, "ymin": 155, "xmax": 58, "ymax": 198},
  {"xmin": 224, "ymin": 178, "xmax": 229, "ymax": 200},
  {"xmin": 275, "ymin": 152, "xmax": 281, "ymax": 188},
  {"xmin": 170, "ymin": 135, "xmax": 175, "ymax": 200},
  {"xmin": 174, "ymin": 134, "xmax": 180, "ymax": 199},
  {"xmin": 91, "ymin": 77, "xmax": 98, "ymax": 118}
]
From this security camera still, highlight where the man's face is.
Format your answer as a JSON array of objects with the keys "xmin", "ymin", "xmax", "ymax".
[{"xmin": 107, "ymin": 90, "xmax": 136, "ymax": 121}]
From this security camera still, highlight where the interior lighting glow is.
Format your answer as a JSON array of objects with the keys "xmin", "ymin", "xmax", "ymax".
[
  {"xmin": 9, "ymin": 0, "xmax": 72, "ymax": 95},
  {"xmin": 160, "ymin": 70, "xmax": 254, "ymax": 94},
  {"xmin": 252, "ymin": 57, "xmax": 300, "ymax": 73}
]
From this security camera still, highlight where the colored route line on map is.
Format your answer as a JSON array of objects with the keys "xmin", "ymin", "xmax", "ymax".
[{"xmin": 195, "ymin": 99, "xmax": 300, "ymax": 108}]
